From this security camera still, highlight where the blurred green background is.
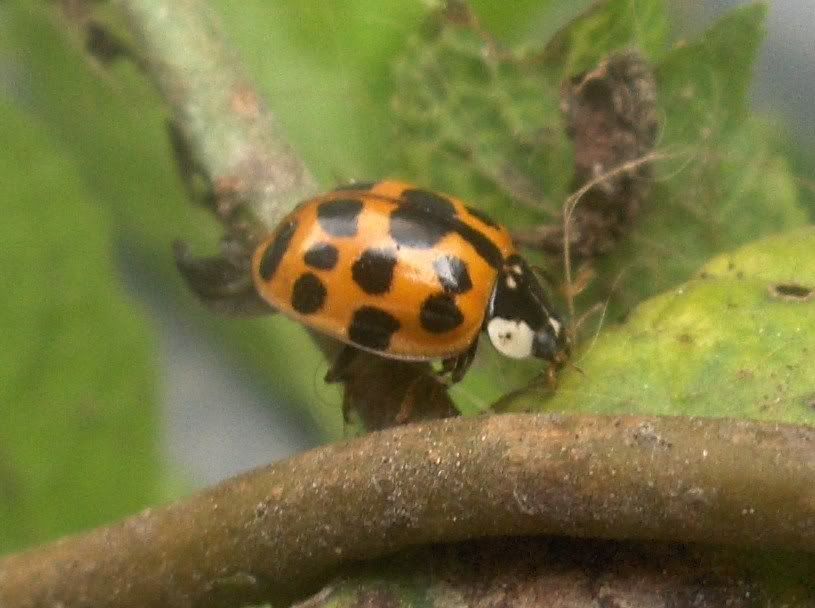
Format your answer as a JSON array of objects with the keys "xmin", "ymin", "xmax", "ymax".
[{"xmin": 0, "ymin": 0, "xmax": 813, "ymax": 559}]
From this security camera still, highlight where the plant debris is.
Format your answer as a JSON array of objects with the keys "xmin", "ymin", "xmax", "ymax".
[{"xmin": 515, "ymin": 50, "xmax": 660, "ymax": 260}]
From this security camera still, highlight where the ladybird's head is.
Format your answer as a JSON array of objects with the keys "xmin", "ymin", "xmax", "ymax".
[{"xmin": 485, "ymin": 255, "xmax": 569, "ymax": 364}]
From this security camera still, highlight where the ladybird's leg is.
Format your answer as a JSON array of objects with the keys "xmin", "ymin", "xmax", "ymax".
[
  {"xmin": 325, "ymin": 345, "xmax": 361, "ymax": 426},
  {"xmin": 452, "ymin": 339, "xmax": 479, "ymax": 384},
  {"xmin": 340, "ymin": 391, "xmax": 353, "ymax": 427},
  {"xmin": 545, "ymin": 362, "xmax": 558, "ymax": 388},
  {"xmin": 438, "ymin": 339, "xmax": 479, "ymax": 384},
  {"xmin": 324, "ymin": 345, "xmax": 359, "ymax": 384},
  {"xmin": 439, "ymin": 356, "xmax": 457, "ymax": 377}
]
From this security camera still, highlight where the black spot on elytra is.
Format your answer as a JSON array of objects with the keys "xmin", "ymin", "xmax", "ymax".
[
  {"xmin": 259, "ymin": 218, "xmax": 297, "ymax": 281},
  {"xmin": 352, "ymin": 248, "xmax": 397, "ymax": 295},
  {"xmin": 333, "ymin": 181, "xmax": 376, "ymax": 192},
  {"xmin": 291, "ymin": 272, "xmax": 326, "ymax": 314},
  {"xmin": 348, "ymin": 306, "xmax": 401, "ymax": 351},
  {"xmin": 389, "ymin": 212, "xmax": 451, "ymax": 249},
  {"xmin": 303, "ymin": 242, "xmax": 339, "ymax": 270},
  {"xmin": 454, "ymin": 221, "xmax": 503, "ymax": 269},
  {"xmin": 434, "ymin": 255, "xmax": 472, "ymax": 294},
  {"xmin": 388, "ymin": 188, "xmax": 505, "ymax": 268},
  {"xmin": 317, "ymin": 198, "xmax": 364, "ymax": 237},
  {"xmin": 389, "ymin": 189, "xmax": 457, "ymax": 249},
  {"xmin": 402, "ymin": 189, "xmax": 457, "ymax": 216},
  {"xmin": 420, "ymin": 293, "xmax": 464, "ymax": 333},
  {"xmin": 465, "ymin": 204, "xmax": 500, "ymax": 228}
]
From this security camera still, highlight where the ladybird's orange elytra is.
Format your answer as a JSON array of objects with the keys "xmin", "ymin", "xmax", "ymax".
[{"xmin": 251, "ymin": 181, "xmax": 516, "ymax": 360}]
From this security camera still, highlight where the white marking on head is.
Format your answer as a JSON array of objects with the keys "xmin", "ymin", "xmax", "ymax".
[
  {"xmin": 505, "ymin": 275, "xmax": 517, "ymax": 289},
  {"xmin": 487, "ymin": 318, "xmax": 535, "ymax": 359},
  {"xmin": 548, "ymin": 316, "xmax": 562, "ymax": 336}
]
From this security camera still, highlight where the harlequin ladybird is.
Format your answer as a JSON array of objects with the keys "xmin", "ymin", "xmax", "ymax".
[{"xmin": 251, "ymin": 180, "xmax": 568, "ymax": 382}]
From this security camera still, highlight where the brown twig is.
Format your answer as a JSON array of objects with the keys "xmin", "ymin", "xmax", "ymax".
[{"xmin": 1, "ymin": 414, "xmax": 812, "ymax": 608}]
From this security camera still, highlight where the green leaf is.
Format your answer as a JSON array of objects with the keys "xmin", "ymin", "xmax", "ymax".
[
  {"xmin": 658, "ymin": 3, "xmax": 766, "ymax": 135},
  {"xmin": 389, "ymin": 2, "xmax": 807, "ymax": 411},
  {"xmin": 586, "ymin": 4, "xmax": 800, "ymax": 315},
  {"xmin": 211, "ymin": 0, "xmax": 428, "ymax": 181},
  {"xmin": 555, "ymin": 0, "xmax": 669, "ymax": 74},
  {"xmin": 391, "ymin": 4, "xmax": 572, "ymax": 235},
  {"xmin": 0, "ymin": 98, "xmax": 162, "ymax": 553},
  {"xmin": 503, "ymin": 227, "xmax": 815, "ymax": 426},
  {"xmin": 588, "ymin": 117, "xmax": 807, "ymax": 315},
  {"xmin": 0, "ymin": 2, "xmax": 342, "ymax": 437}
]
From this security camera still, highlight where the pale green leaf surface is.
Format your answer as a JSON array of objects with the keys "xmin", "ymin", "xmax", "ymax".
[
  {"xmin": 0, "ymin": 99, "xmax": 161, "ymax": 553},
  {"xmin": 503, "ymin": 228, "xmax": 815, "ymax": 426}
]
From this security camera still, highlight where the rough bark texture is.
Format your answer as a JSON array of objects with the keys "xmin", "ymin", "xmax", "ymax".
[{"xmin": 0, "ymin": 414, "xmax": 812, "ymax": 607}]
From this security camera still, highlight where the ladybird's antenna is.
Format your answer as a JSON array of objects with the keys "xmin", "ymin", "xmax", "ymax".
[
  {"xmin": 566, "ymin": 360, "xmax": 585, "ymax": 376},
  {"xmin": 574, "ymin": 301, "xmax": 605, "ymax": 334},
  {"xmin": 530, "ymin": 263, "xmax": 557, "ymax": 288},
  {"xmin": 575, "ymin": 267, "xmax": 628, "ymax": 364},
  {"xmin": 560, "ymin": 148, "xmax": 690, "ymax": 335}
]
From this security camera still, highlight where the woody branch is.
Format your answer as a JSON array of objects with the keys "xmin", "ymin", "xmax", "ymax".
[{"xmin": 0, "ymin": 414, "xmax": 813, "ymax": 608}]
